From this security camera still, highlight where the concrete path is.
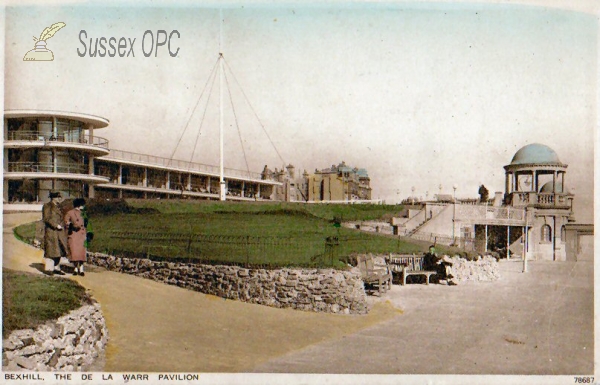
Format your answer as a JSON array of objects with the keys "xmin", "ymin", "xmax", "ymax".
[
  {"xmin": 253, "ymin": 259, "xmax": 594, "ymax": 374},
  {"xmin": 3, "ymin": 213, "xmax": 400, "ymax": 372}
]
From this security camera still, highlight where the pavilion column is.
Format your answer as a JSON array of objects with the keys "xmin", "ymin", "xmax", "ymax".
[
  {"xmin": 206, "ymin": 177, "xmax": 211, "ymax": 193},
  {"xmin": 187, "ymin": 174, "xmax": 191, "ymax": 191},
  {"xmin": 143, "ymin": 168, "xmax": 148, "ymax": 187},
  {"xmin": 118, "ymin": 165, "xmax": 123, "ymax": 198},
  {"xmin": 87, "ymin": 123, "xmax": 95, "ymax": 199},
  {"xmin": 507, "ymin": 226, "xmax": 510, "ymax": 260}
]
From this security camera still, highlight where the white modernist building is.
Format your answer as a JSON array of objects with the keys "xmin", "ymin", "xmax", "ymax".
[{"xmin": 3, "ymin": 110, "xmax": 281, "ymax": 209}]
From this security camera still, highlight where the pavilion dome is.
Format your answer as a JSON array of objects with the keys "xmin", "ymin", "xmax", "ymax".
[{"xmin": 510, "ymin": 143, "xmax": 561, "ymax": 165}]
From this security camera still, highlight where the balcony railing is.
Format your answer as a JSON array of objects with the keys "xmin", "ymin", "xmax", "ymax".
[
  {"xmin": 456, "ymin": 204, "xmax": 525, "ymax": 222},
  {"xmin": 510, "ymin": 192, "xmax": 570, "ymax": 207},
  {"xmin": 7, "ymin": 162, "xmax": 87, "ymax": 174},
  {"xmin": 105, "ymin": 149, "xmax": 263, "ymax": 180},
  {"xmin": 6, "ymin": 131, "xmax": 109, "ymax": 149}
]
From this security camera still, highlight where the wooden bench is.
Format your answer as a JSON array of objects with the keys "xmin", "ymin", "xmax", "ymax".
[
  {"xmin": 386, "ymin": 254, "xmax": 437, "ymax": 285},
  {"xmin": 357, "ymin": 255, "xmax": 392, "ymax": 295}
]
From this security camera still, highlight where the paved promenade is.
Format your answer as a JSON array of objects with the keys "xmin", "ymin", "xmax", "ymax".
[{"xmin": 254, "ymin": 259, "xmax": 594, "ymax": 374}]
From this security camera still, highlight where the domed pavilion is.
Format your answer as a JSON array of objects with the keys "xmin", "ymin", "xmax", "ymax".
[{"xmin": 503, "ymin": 143, "xmax": 575, "ymax": 261}]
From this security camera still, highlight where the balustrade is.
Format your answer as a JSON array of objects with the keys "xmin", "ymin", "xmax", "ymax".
[
  {"xmin": 6, "ymin": 131, "xmax": 109, "ymax": 149},
  {"xmin": 7, "ymin": 162, "xmax": 86, "ymax": 174},
  {"xmin": 106, "ymin": 149, "xmax": 263, "ymax": 180}
]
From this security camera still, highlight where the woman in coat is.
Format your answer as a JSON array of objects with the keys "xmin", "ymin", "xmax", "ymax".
[{"xmin": 64, "ymin": 198, "xmax": 87, "ymax": 276}]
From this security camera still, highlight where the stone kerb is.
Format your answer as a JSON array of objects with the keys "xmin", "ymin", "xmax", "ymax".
[
  {"xmin": 2, "ymin": 303, "xmax": 108, "ymax": 372},
  {"xmin": 87, "ymin": 252, "xmax": 368, "ymax": 314}
]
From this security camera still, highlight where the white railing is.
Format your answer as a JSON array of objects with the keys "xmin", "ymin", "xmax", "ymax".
[
  {"xmin": 104, "ymin": 149, "xmax": 263, "ymax": 180},
  {"xmin": 6, "ymin": 131, "xmax": 109, "ymax": 149}
]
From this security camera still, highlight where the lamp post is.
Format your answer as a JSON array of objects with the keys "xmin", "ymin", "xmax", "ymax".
[
  {"xmin": 411, "ymin": 186, "xmax": 415, "ymax": 205},
  {"xmin": 452, "ymin": 184, "xmax": 457, "ymax": 244},
  {"xmin": 523, "ymin": 207, "xmax": 528, "ymax": 273}
]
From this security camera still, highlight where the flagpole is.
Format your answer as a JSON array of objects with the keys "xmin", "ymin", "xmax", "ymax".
[{"xmin": 219, "ymin": 8, "xmax": 226, "ymax": 201}]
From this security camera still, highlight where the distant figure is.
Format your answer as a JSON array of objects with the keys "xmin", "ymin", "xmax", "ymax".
[
  {"xmin": 42, "ymin": 191, "xmax": 67, "ymax": 276},
  {"xmin": 423, "ymin": 244, "xmax": 448, "ymax": 282},
  {"xmin": 64, "ymin": 198, "xmax": 87, "ymax": 276}
]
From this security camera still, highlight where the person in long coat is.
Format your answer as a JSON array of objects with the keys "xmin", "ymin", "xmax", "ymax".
[
  {"xmin": 42, "ymin": 191, "xmax": 67, "ymax": 275},
  {"xmin": 64, "ymin": 198, "xmax": 87, "ymax": 276}
]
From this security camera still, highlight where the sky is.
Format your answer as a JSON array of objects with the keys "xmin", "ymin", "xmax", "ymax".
[{"xmin": 3, "ymin": 1, "xmax": 597, "ymax": 222}]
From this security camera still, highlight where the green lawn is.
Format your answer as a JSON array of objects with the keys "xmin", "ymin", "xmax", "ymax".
[
  {"xmin": 17, "ymin": 199, "xmax": 459, "ymax": 268},
  {"xmin": 2, "ymin": 269, "xmax": 91, "ymax": 338}
]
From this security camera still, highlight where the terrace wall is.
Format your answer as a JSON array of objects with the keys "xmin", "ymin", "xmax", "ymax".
[
  {"xmin": 87, "ymin": 252, "xmax": 369, "ymax": 314},
  {"xmin": 2, "ymin": 303, "xmax": 108, "ymax": 372}
]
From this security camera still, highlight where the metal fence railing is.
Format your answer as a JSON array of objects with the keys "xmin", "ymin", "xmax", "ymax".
[{"xmin": 102, "ymin": 231, "xmax": 417, "ymax": 269}]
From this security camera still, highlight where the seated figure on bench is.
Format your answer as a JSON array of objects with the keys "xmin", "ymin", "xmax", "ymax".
[{"xmin": 423, "ymin": 245, "xmax": 449, "ymax": 283}]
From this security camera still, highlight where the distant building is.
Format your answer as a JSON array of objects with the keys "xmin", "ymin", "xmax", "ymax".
[{"xmin": 307, "ymin": 161, "xmax": 371, "ymax": 202}]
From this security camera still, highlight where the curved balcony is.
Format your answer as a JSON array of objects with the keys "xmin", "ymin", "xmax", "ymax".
[
  {"xmin": 4, "ymin": 162, "xmax": 109, "ymax": 183},
  {"xmin": 4, "ymin": 131, "xmax": 110, "ymax": 156}
]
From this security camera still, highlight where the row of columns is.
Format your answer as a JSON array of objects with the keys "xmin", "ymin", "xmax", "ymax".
[
  {"xmin": 111, "ymin": 163, "xmax": 262, "ymax": 199},
  {"xmin": 505, "ymin": 169, "xmax": 566, "ymax": 193}
]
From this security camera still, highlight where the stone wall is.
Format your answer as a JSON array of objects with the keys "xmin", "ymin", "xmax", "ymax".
[
  {"xmin": 3, "ymin": 303, "xmax": 108, "ymax": 372},
  {"xmin": 87, "ymin": 253, "xmax": 368, "ymax": 314}
]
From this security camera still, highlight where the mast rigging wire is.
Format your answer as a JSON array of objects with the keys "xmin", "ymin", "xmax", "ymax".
[{"xmin": 166, "ymin": 57, "xmax": 220, "ymax": 167}]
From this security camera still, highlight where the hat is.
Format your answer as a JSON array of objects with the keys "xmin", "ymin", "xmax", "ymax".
[
  {"xmin": 73, "ymin": 198, "xmax": 86, "ymax": 208},
  {"xmin": 48, "ymin": 191, "xmax": 62, "ymax": 198}
]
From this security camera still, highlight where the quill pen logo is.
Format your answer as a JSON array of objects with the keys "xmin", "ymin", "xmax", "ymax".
[{"xmin": 23, "ymin": 22, "xmax": 66, "ymax": 61}]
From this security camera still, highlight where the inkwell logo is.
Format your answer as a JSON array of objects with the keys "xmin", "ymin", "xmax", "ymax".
[{"xmin": 23, "ymin": 22, "xmax": 66, "ymax": 61}]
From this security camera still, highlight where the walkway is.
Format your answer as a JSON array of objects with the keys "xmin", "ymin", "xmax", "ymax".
[
  {"xmin": 3, "ymin": 213, "xmax": 400, "ymax": 372},
  {"xmin": 254, "ymin": 260, "xmax": 594, "ymax": 374}
]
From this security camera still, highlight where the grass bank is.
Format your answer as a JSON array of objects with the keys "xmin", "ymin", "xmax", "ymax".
[
  {"xmin": 16, "ymin": 199, "xmax": 454, "ymax": 268},
  {"xmin": 2, "ymin": 269, "xmax": 92, "ymax": 338}
]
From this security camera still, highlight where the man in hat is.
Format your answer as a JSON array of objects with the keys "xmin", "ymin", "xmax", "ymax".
[{"xmin": 42, "ymin": 191, "xmax": 67, "ymax": 275}]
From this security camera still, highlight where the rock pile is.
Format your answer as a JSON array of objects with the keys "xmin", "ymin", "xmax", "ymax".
[
  {"xmin": 2, "ymin": 303, "xmax": 108, "ymax": 372},
  {"xmin": 88, "ymin": 253, "xmax": 368, "ymax": 314},
  {"xmin": 443, "ymin": 255, "xmax": 500, "ymax": 284}
]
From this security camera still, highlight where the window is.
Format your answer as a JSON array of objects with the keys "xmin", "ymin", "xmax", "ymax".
[
  {"xmin": 541, "ymin": 224, "xmax": 552, "ymax": 242},
  {"xmin": 561, "ymin": 225, "xmax": 566, "ymax": 243}
]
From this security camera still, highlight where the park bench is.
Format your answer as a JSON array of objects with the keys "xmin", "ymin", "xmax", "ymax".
[
  {"xmin": 357, "ymin": 255, "xmax": 392, "ymax": 296},
  {"xmin": 386, "ymin": 254, "xmax": 437, "ymax": 286}
]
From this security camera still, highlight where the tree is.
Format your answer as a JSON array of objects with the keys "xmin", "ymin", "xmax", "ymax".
[{"xmin": 478, "ymin": 184, "xmax": 489, "ymax": 203}]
